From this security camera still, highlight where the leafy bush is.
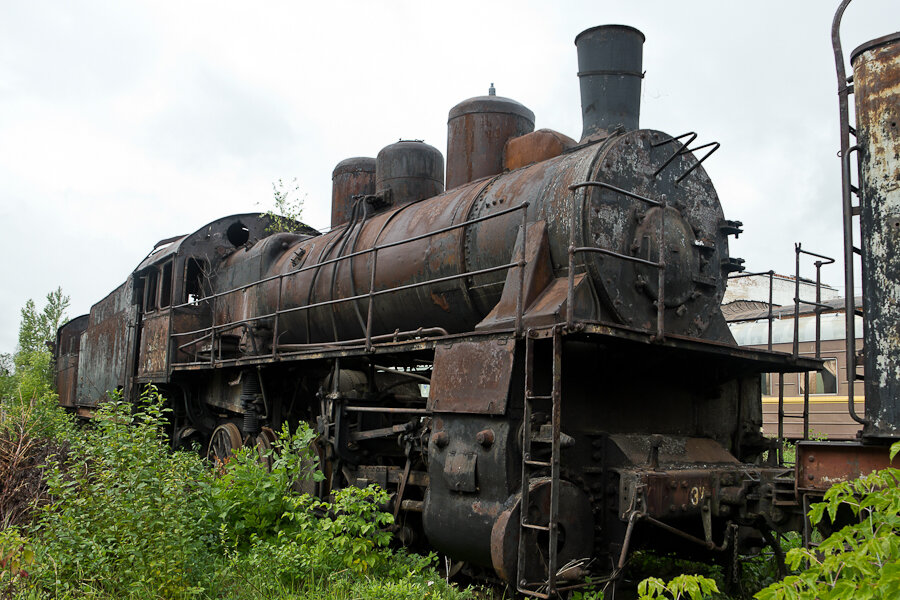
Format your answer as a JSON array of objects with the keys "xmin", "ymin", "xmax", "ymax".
[
  {"xmin": 14, "ymin": 385, "xmax": 465, "ymax": 600},
  {"xmin": 638, "ymin": 574, "xmax": 720, "ymax": 600},
  {"xmin": 2, "ymin": 288, "xmax": 467, "ymax": 599},
  {"xmin": 254, "ymin": 485, "xmax": 397, "ymax": 577},
  {"xmin": 31, "ymin": 387, "xmax": 215, "ymax": 599},
  {"xmin": 208, "ymin": 423, "xmax": 323, "ymax": 548},
  {"xmin": 0, "ymin": 526, "xmax": 33, "ymax": 597},
  {"xmin": 756, "ymin": 441, "xmax": 900, "ymax": 600},
  {"xmin": 219, "ymin": 480, "xmax": 466, "ymax": 599}
]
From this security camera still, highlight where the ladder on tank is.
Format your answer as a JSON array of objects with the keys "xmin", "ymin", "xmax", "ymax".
[
  {"xmin": 517, "ymin": 326, "xmax": 564, "ymax": 598},
  {"xmin": 832, "ymin": 0, "xmax": 869, "ymax": 427}
]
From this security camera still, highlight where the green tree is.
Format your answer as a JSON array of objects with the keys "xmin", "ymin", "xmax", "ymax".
[
  {"xmin": 0, "ymin": 352, "xmax": 14, "ymax": 400},
  {"xmin": 261, "ymin": 177, "xmax": 307, "ymax": 234},
  {"xmin": 2, "ymin": 287, "xmax": 69, "ymax": 403},
  {"xmin": 16, "ymin": 287, "xmax": 69, "ymax": 361}
]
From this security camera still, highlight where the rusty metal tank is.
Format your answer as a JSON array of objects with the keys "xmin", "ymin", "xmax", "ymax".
[
  {"xmin": 246, "ymin": 126, "xmax": 730, "ymax": 345},
  {"xmin": 331, "ymin": 157, "xmax": 376, "ymax": 228},
  {"xmin": 375, "ymin": 140, "xmax": 444, "ymax": 207},
  {"xmin": 575, "ymin": 25, "xmax": 645, "ymax": 140},
  {"xmin": 851, "ymin": 32, "xmax": 900, "ymax": 440},
  {"xmin": 503, "ymin": 128, "xmax": 577, "ymax": 171},
  {"xmin": 446, "ymin": 86, "xmax": 535, "ymax": 190}
]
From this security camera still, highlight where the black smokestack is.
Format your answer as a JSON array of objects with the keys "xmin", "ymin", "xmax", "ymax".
[{"xmin": 575, "ymin": 25, "xmax": 645, "ymax": 142}]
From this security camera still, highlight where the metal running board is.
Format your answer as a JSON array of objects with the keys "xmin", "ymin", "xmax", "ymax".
[{"xmin": 517, "ymin": 327, "xmax": 563, "ymax": 597}]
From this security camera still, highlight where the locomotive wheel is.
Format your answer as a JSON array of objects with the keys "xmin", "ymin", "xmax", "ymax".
[
  {"xmin": 207, "ymin": 422, "xmax": 243, "ymax": 464},
  {"xmin": 254, "ymin": 427, "xmax": 277, "ymax": 470},
  {"xmin": 173, "ymin": 425, "xmax": 203, "ymax": 451},
  {"xmin": 491, "ymin": 479, "xmax": 594, "ymax": 585}
]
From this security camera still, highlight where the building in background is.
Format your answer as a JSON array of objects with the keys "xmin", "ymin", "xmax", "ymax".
[
  {"xmin": 722, "ymin": 272, "xmax": 840, "ymax": 307},
  {"xmin": 724, "ymin": 274, "xmax": 863, "ymax": 440}
]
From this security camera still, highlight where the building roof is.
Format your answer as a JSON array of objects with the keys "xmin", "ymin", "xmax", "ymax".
[
  {"xmin": 723, "ymin": 296, "xmax": 861, "ymax": 323},
  {"xmin": 725, "ymin": 296, "xmax": 864, "ymax": 345}
]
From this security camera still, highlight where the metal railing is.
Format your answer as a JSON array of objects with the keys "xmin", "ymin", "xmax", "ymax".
[
  {"xmin": 168, "ymin": 200, "xmax": 531, "ymax": 366},
  {"xmin": 165, "ymin": 179, "xmax": 674, "ymax": 369},
  {"xmin": 792, "ymin": 244, "xmax": 835, "ymax": 442},
  {"xmin": 725, "ymin": 248, "xmax": 840, "ymax": 461},
  {"xmin": 566, "ymin": 181, "xmax": 667, "ymax": 340}
]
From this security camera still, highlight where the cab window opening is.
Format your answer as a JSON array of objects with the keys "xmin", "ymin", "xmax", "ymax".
[
  {"xmin": 185, "ymin": 258, "xmax": 207, "ymax": 304},
  {"xmin": 134, "ymin": 277, "xmax": 146, "ymax": 312},
  {"xmin": 160, "ymin": 261, "xmax": 173, "ymax": 309},
  {"xmin": 144, "ymin": 270, "xmax": 158, "ymax": 313}
]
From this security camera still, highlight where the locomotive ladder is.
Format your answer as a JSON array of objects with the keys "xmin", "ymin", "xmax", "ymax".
[
  {"xmin": 517, "ymin": 326, "xmax": 564, "ymax": 598},
  {"xmin": 832, "ymin": 0, "xmax": 869, "ymax": 427}
]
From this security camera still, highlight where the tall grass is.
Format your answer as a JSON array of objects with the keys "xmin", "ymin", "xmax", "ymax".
[{"xmin": 0, "ymin": 386, "xmax": 469, "ymax": 600}]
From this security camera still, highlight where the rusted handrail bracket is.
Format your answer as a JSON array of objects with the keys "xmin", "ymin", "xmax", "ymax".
[
  {"xmin": 514, "ymin": 201, "xmax": 531, "ymax": 338},
  {"xmin": 569, "ymin": 181, "xmax": 663, "ymax": 206},
  {"xmin": 170, "ymin": 200, "xmax": 530, "ymax": 364},
  {"xmin": 649, "ymin": 132, "xmax": 721, "ymax": 183}
]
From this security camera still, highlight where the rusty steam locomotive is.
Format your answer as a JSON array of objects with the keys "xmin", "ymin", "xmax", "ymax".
[{"xmin": 53, "ymin": 21, "xmax": 899, "ymax": 596}]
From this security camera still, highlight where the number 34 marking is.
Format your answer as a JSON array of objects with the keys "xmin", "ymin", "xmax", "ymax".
[{"xmin": 690, "ymin": 486, "xmax": 708, "ymax": 506}]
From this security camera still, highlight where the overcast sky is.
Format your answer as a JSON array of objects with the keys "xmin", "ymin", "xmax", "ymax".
[{"xmin": 0, "ymin": 0, "xmax": 895, "ymax": 354}]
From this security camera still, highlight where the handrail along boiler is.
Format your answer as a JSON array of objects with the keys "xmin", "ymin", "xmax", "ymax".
[{"xmin": 52, "ymin": 21, "xmax": 899, "ymax": 596}]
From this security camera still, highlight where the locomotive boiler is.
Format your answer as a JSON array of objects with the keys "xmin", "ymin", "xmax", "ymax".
[{"xmin": 55, "ymin": 24, "xmax": 827, "ymax": 596}]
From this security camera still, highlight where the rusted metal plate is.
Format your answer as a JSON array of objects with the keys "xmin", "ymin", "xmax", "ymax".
[
  {"xmin": 520, "ymin": 273, "xmax": 601, "ymax": 327},
  {"xmin": 577, "ymin": 322, "xmax": 823, "ymax": 372},
  {"xmin": 428, "ymin": 337, "xmax": 515, "ymax": 414},
  {"xmin": 476, "ymin": 220, "xmax": 554, "ymax": 330},
  {"xmin": 443, "ymin": 450, "xmax": 477, "ymax": 493},
  {"xmin": 138, "ymin": 311, "xmax": 170, "ymax": 377},
  {"xmin": 621, "ymin": 469, "xmax": 718, "ymax": 518},
  {"xmin": 610, "ymin": 434, "xmax": 739, "ymax": 467},
  {"xmin": 56, "ymin": 354, "xmax": 78, "ymax": 408},
  {"xmin": 54, "ymin": 314, "xmax": 88, "ymax": 408},
  {"xmin": 796, "ymin": 441, "xmax": 893, "ymax": 492},
  {"xmin": 76, "ymin": 282, "xmax": 134, "ymax": 406}
]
